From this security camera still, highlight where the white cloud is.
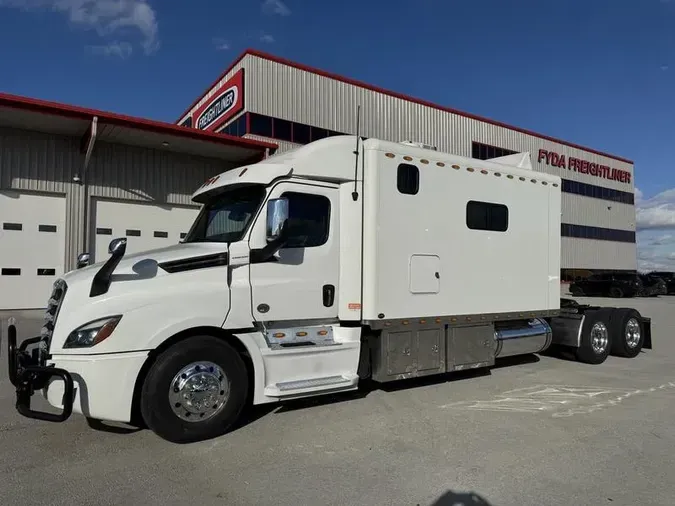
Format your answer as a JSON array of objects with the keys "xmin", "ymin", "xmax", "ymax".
[
  {"xmin": 636, "ymin": 186, "xmax": 675, "ymax": 271},
  {"xmin": 0, "ymin": 0, "xmax": 159, "ymax": 55},
  {"xmin": 212, "ymin": 37, "xmax": 229, "ymax": 51},
  {"xmin": 87, "ymin": 40, "xmax": 132, "ymax": 58},
  {"xmin": 635, "ymin": 187, "xmax": 675, "ymax": 230},
  {"xmin": 260, "ymin": 33, "xmax": 275, "ymax": 43},
  {"xmin": 661, "ymin": 65, "xmax": 669, "ymax": 71},
  {"xmin": 262, "ymin": 0, "xmax": 290, "ymax": 16}
]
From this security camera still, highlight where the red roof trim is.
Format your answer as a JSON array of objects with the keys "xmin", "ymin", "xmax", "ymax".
[
  {"xmin": 177, "ymin": 49, "xmax": 633, "ymax": 165},
  {"xmin": 0, "ymin": 92, "xmax": 277, "ymax": 152}
]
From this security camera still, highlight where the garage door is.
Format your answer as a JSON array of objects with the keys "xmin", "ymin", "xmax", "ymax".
[
  {"xmin": 92, "ymin": 199, "xmax": 200, "ymax": 262},
  {"xmin": 0, "ymin": 191, "xmax": 66, "ymax": 310}
]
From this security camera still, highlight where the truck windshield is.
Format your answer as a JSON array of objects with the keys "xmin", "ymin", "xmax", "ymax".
[{"xmin": 183, "ymin": 185, "xmax": 265, "ymax": 243}]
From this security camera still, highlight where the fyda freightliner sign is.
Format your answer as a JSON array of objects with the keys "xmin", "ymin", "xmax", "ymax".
[{"xmin": 192, "ymin": 69, "xmax": 245, "ymax": 132}]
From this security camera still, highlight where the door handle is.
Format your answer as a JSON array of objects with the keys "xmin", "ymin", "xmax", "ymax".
[{"xmin": 323, "ymin": 284, "xmax": 335, "ymax": 307}]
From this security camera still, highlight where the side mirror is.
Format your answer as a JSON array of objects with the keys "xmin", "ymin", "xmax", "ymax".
[
  {"xmin": 108, "ymin": 237, "xmax": 127, "ymax": 257},
  {"xmin": 266, "ymin": 198, "xmax": 289, "ymax": 243},
  {"xmin": 76, "ymin": 253, "xmax": 91, "ymax": 269}
]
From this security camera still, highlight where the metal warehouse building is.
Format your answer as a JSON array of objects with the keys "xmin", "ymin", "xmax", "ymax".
[
  {"xmin": 0, "ymin": 93, "xmax": 276, "ymax": 310},
  {"xmin": 177, "ymin": 49, "xmax": 637, "ymax": 280}
]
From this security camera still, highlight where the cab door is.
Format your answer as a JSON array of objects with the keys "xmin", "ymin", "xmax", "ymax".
[{"xmin": 248, "ymin": 182, "xmax": 339, "ymax": 323}]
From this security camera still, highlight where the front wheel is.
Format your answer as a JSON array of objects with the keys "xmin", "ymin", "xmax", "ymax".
[{"xmin": 140, "ymin": 336, "xmax": 249, "ymax": 444}]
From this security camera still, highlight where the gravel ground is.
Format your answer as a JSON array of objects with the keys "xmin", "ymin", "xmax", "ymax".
[{"xmin": 0, "ymin": 292, "xmax": 673, "ymax": 506}]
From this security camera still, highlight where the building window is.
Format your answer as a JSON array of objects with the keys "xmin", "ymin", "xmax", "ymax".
[
  {"xmin": 221, "ymin": 114, "xmax": 247, "ymax": 137},
  {"xmin": 397, "ymin": 163, "xmax": 419, "ymax": 195},
  {"xmin": 561, "ymin": 179, "xmax": 634, "ymax": 205},
  {"xmin": 293, "ymin": 123, "xmax": 311, "ymax": 144},
  {"xmin": 466, "ymin": 200, "xmax": 509, "ymax": 232},
  {"xmin": 221, "ymin": 112, "xmax": 348, "ymax": 145},
  {"xmin": 249, "ymin": 113, "xmax": 273, "ymax": 137},
  {"xmin": 274, "ymin": 118, "xmax": 293, "ymax": 142},
  {"xmin": 472, "ymin": 141, "xmax": 517, "ymax": 160},
  {"xmin": 561, "ymin": 223, "xmax": 635, "ymax": 243},
  {"xmin": 281, "ymin": 192, "xmax": 331, "ymax": 248}
]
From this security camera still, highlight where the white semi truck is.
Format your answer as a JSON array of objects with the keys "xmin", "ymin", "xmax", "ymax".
[{"xmin": 6, "ymin": 136, "xmax": 652, "ymax": 443}]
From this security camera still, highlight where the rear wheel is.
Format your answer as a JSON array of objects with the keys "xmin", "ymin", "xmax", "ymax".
[
  {"xmin": 140, "ymin": 336, "xmax": 248, "ymax": 444},
  {"xmin": 610, "ymin": 308, "xmax": 644, "ymax": 358},
  {"xmin": 576, "ymin": 309, "xmax": 613, "ymax": 364}
]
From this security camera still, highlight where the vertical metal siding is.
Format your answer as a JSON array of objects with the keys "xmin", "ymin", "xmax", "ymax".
[
  {"xmin": 561, "ymin": 238, "xmax": 636, "ymax": 270},
  {"xmin": 243, "ymin": 56, "xmax": 637, "ymax": 271},
  {"xmin": 562, "ymin": 194, "xmax": 636, "ymax": 230},
  {"xmin": 2, "ymin": 127, "xmax": 238, "ymax": 271},
  {"xmin": 246, "ymin": 56, "xmax": 634, "ymax": 187},
  {"xmin": 87, "ymin": 141, "xmax": 225, "ymax": 205}
]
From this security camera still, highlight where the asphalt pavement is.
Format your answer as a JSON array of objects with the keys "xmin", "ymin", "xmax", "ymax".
[{"xmin": 1, "ymin": 292, "xmax": 674, "ymax": 506}]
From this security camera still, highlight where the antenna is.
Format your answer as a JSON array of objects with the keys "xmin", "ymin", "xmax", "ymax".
[{"xmin": 351, "ymin": 105, "xmax": 361, "ymax": 201}]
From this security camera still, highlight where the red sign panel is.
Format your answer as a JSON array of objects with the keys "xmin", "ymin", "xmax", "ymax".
[
  {"xmin": 538, "ymin": 149, "xmax": 631, "ymax": 185},
  {"xmin": 193, "ymin": 69, "xmax": 245, "ymax": 132}
]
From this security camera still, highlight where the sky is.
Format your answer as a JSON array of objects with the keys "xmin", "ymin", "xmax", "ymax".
[{"xmin": 0, "ymin": 0, "xmax": 674, "ymax": 270}]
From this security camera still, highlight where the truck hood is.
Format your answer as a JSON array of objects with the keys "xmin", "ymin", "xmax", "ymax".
[{"xmin": 63, "ymin": 242, "xmax": 229, "ymax": 284}]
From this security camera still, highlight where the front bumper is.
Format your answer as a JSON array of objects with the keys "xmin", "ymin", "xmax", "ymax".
[
  {"xmin": 5, "ymin": 323, "xmax": 149, "ymax": 423},
  {"xmin": 6, "ymin": 324, "xmax": 74, "ymax": 422}
]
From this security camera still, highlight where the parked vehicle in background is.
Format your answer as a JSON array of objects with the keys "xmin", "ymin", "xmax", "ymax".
[
  {"xmin": 648, "ymin": 271, "xmax": 675, "ymax": 294},
  {"xmin": 569, "ymin": 272, "xmax": 642, "ymax": 298},
  {"xmin": 637, "ymin": 274, "xmax": 667, "ymax": 297}
]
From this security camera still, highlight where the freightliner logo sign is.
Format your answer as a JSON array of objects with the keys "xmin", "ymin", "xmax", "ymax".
[{"xmin": 192, "ymin": 69, "xmax": 245, "ymax": 132}]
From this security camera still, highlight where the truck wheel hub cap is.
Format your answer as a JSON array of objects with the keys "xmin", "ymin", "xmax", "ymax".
[
  {"xmin": 590, "ymin": 322, "xmax": 609, "ymax": 354},
  {"xmin": 169, "ymin": 361, "xmax": 229, "ymax": 422},
  {"xmin": 625, "ymin": 318, "xmax": 641, "ymax": 348}
]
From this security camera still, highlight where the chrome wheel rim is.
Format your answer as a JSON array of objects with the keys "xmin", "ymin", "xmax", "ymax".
[
  {"xmin": 625, "ymin": 318, "xmax": 641, "ymax": 349},
  {"xmin": 590, "ymin": 322, "xmax": 609, "ymax": 354},
  {"xmin": 168, "ymin": 361, "xmax": 229, "ymax": 422}
]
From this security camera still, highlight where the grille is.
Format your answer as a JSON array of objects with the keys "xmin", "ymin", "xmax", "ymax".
[{"xmin": 40, "ymin": 279, "xmax": 68, "ymax": 356}]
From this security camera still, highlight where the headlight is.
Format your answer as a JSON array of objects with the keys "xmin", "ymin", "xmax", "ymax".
[{"xmin": 64, "ymin": 316, "xmax": 122, "ymax": 349}]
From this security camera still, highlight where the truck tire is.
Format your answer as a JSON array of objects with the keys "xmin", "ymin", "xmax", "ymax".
[
  {"xmin": 609, "ymin": 287, "xmax": 624, "ymax": 298},
  {"xmin": 575, "ymin": 309, "xmax": 613, "ymax": 365},
  {"xmin": 569, "ymin": 285, "xmax": 584, "ymax": 296},
  {"xmin": 140, "ymin": 336, "xmax": 248, "ymax": 444},
  {"xmin": 609, "ymin": 308, "xmax": 644, "ymax": 358}
]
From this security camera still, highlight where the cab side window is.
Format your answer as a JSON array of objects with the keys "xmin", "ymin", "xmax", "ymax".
[{"xmin": 281, "ymin": 192, "xmax": 331, "ymax": 248}]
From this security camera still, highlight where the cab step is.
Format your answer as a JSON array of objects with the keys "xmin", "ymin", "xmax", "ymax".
[{"xmin": 264, "ymin": 374, "xmax": 359, "ymax": 397}]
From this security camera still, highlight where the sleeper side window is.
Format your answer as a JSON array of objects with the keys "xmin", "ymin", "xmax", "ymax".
[
  {"xmin": 281, "ymin": 192, "xmax": 331, "ymax": 248},
  {"xmin": 466, "ymin": 200, "xmax": 509, "ymax": 232},
  {"xmin": 397, "ymin": 163, "xmax": 419, "ymax": 195}
]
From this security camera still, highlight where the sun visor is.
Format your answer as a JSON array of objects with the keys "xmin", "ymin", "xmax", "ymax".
[{"xmin": 192, "ymin": 163, "xmax": 293, "ymax": 202}]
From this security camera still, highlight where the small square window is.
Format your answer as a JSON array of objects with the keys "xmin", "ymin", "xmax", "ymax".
[
  {"xmin": 154, "ymin": 231, "xmax": 169, "ymax": 238},
  {"xmin": 126, "ymin": 229, "xmax": 141, "ymax": 237},
  {"xmin": 397, "ymin": 163, "xmax": 419, "ymax": 195}
]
